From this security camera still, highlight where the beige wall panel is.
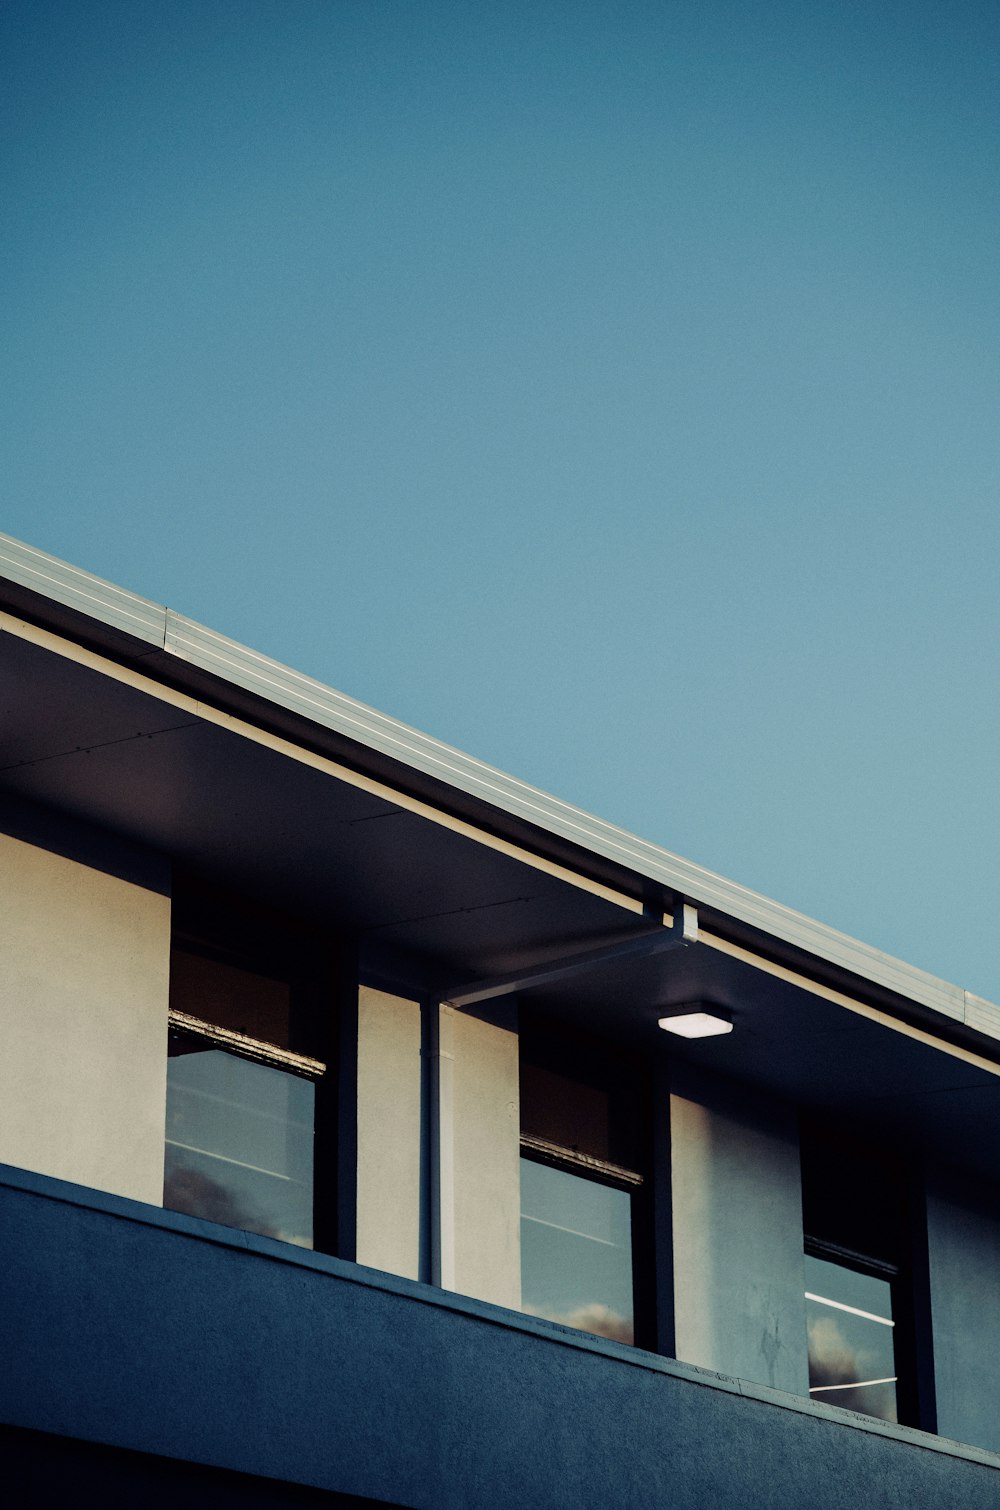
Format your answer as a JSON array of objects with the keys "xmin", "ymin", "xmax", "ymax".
[
  {"xmin": 671, "ymin": 1066, "xmax": 810, "ymax": 1395},
  {"xmin": 355, "ymin": 986, "xmax": 423, "ymax": 1281},
  {"xmin": 451, "ymin": 1007, "xmax": 521, "ymax": 1310},
  {"xmin": 926, "ymin": 1166, "xmax": 1000, "ymax": 1453},
  {"xmin": 0, "ymin": 832, "xmax": 170, "ymax": 1204}
]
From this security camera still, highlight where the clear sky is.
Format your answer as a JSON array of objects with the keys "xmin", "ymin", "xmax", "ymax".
[{"xmin": 3, "ymin": 2, "xmax": 1000, "ymax": 998}]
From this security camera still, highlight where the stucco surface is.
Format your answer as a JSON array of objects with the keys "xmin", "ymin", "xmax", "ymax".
[
  {"xmin": 451, "ymin": 1005, "xmax": 521, "ymax": 1308},
  {"xmin": 2, "ymin": 1169, "xmax": 996, "ymax": 1510},
  {"xmin": 926, "ymin": 1166, "xmax": 1000, "ymax": 1454},
  {"xmin": 670, "ymin": 1065, "xmax": 810, "ymax": 1395},
  {"xmin": 355, "ymin": 986, "xmax": 423, "ymax": 1280},
  {"xmin": 0, "ymin": 831, "xmax": 170, "ymax": 1204}
]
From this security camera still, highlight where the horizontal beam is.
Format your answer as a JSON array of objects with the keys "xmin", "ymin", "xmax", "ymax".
[{"xmin": 442, "ymin": 902, "xmax": 698, "ymax": 1008}]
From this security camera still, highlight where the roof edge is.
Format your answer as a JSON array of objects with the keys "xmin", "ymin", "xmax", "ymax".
[{"xmin": 0, "ymin": 530, "xmax": 992, "ymax": 1036}]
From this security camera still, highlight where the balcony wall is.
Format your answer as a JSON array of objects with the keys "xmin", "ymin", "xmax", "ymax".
[{"xmin": 2, "ymin": 1166, "xmax": 997, "ymax": 1509}]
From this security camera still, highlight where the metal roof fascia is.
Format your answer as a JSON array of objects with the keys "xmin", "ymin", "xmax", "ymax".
[
  {"xmin": 0, "ymin": 532, "xmax": 986, "ymax": 1035},
  {"xmin": 0, "ymin": 534, "xmax": 166, "ymax": 647},
  {"xmin": 965, "ymin": 993, "xmax": 1000, "ymax": 1039}
]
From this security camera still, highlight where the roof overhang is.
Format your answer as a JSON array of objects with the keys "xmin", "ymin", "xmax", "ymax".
[{"xmin": 2, "ymin": 532, "xmax": 1000, "ymax": 1184}]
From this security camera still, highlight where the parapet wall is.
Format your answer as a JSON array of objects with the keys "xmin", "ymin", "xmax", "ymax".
[{"xmin": 2, "ymin": 1166, "xmax": 997, "ymax": 1510}]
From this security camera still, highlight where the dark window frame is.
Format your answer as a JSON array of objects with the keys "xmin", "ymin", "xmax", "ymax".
[
  {"xmin": 165, "ymin": 880, "xmax": 341, "ymax": 1255},
  {"xmin": 518, "ymin": 1017, "xmax": 654, "ymax": 1350},
  {"xmin": 800, "ymin": 1124, "xmax": 932, "ymax": 1430},
  {"xmin": 168, "ymin": 1007, "xmax": 327, "ymax": 1079}
]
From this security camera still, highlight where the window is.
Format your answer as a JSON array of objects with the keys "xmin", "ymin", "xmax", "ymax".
[
  {"xmin": 801, "ymin": 1127, "xmax": 917, "ymax": 1425},
  {"xmin": 519, "ymin": 1023, "xmax": 649, "ymax": 1346},
  {"xmin": 163, "ymin": 885, "xmax": 334, "ymax": 1250}
]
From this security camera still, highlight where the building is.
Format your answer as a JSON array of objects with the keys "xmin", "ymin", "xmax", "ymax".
[{"xmin": 1, "ymin": 530, "xmax": 999, "ymax": 1507}]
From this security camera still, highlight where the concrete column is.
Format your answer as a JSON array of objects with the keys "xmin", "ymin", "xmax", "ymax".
[
  {"xmin": 450, "ymin": 1004, "xmax": 521, "ymax": 1310},
  {"xmin": 0, "ymin": 829, "xmax": 170, "ymax": 1205},
  {"xmin": 355, "ymin": 986, "xmax": 423, "ymax": 1280},
  {"xmin": 925, "ymin": 1165, "xmax": 1000, "ymax": 1453},
  {"xmin": 357, "ymin": 994, "xmax": 520, "ymax": 1305},
  {"xmin": 670, "ymin": 1064, "xmax": 809, "ymax": 1394}
]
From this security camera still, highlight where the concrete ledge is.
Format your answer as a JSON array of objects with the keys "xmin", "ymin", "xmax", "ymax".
[{"xmin": 2, "ymin": 1164, "xmax": 998, "ymax": 1508}]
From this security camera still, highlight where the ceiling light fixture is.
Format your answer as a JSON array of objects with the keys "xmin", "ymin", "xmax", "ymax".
[{"xmin": 657, "ymin": 1008, "xmax": 733, "ymax": 1039}]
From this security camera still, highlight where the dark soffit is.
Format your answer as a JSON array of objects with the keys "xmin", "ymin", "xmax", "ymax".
[{"xmin": 0, "ymin": 530, "xmax": 996, "ymax": 1058}]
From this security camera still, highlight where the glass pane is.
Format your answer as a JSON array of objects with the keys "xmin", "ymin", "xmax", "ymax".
[
  {"xmin": 520, "ymin": 1157, "xmax": 634, "ymax": 1344},
  {"xmin": 164, "ymin": 1043, "xmax": 314, "ymax": 1248},
  {"xmin": 805, "ymin": 1254, "xmax": 897, "ymax": 1422}
]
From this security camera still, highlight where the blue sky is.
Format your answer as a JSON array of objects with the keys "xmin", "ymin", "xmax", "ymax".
[{"xmin": 3, "ymin": 2, "xmax": 1000, "ymax": 998}]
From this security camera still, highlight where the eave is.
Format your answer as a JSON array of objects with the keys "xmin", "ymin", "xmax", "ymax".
[{"xmin": 2, "ymin": 530, "xmax": 999, "ymax": 1185}]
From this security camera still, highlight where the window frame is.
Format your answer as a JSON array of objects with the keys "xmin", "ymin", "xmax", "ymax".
[
  {"xmin": 518, "ymin": 1019, "xmax": 654, "ymax": 1349},
  {"xmin": 799, "ymin": 1124, "xmax": 928, "ymax": 1429},
  {"xmin": 163, "ymin": 881, "xmax": 340, "ymax": 1255},
  {"xmin": 168, "ymin": 1007, "xmax": 327, "ymax": 1080}
]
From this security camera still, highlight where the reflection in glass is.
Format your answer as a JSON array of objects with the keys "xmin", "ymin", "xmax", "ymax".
[
  {"xmin": 806, "ymin": 1254, "xmax": 897, "ymax": 1422},
  {"xmin": 164, "ymin": 1041, "xmax": 314, "ymax": 1248},
  {"xmin": 520, "ymin": 1157, "xmax": 634, "ymax": 1345}
]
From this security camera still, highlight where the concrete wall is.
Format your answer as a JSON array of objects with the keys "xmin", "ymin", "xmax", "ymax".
[
  {"xmin": 670, "ymin": 1064, "xmax": 809, "ymax": 1395},
  {"xmin": 926, "ymin": 1164, "xmax": 1000, "ymax": 1453},
  {"xmin": 355, "ymin": 986, "xmax": 422, "ymax": 1280},
  {"xmin": 0, "ymin": 829, "xmax": 170, "ymax": 1205},
  {"xmin": 354, "ymin": 993, "xmax": 520, "ymax": 1306},
  {"xmin": 5, "ymin": 1165, "xmax": 998, "ymax": 1510},
  {"xmin": 451, "ymin": 1004, "xmax": 521, "ymax": 1310}
]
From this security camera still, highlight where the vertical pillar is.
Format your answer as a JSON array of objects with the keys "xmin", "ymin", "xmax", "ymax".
[
  {"xmin": 451, "ymin": 1003, "xmax": 521, "ymax": 1309},
  {"xmin": 925, "ymin": 1164, "xmax": 1000, "ymax": 1453},
  {"xmin": 0, "ymin": 826, "xmax": 170, "ymax": 1206},
  {"xmin": 670, "ymin": 1063, "xmax": 809, "ymax": 1394},
  {"xmin": 423, "ymin": 1000, "xmax": 520, "ymax": 1309},
  {"xmin": 354, "ymin": 986, "xmax": 423, "ymax": 1279}
]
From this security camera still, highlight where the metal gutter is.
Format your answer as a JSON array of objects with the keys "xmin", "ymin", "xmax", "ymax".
[
  {"xmin": 442, "ymin": 902, "xmax": 699, "ymax": 1007},
  {"xmin": 423, "ymin": 1003, "xmax": 456, "ymax": 1292},
  {"xmin": 0, "ymin": 533, "xmax": 166, "ymax": 647},
  {"xmin": 0, "ymin": 529, "xmax": 992, "ymax": 1037}
]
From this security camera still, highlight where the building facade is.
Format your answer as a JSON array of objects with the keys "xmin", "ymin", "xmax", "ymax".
[{"xmin": 2, "ymin": 532, "xmax": 999, "ymax": 1507}]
